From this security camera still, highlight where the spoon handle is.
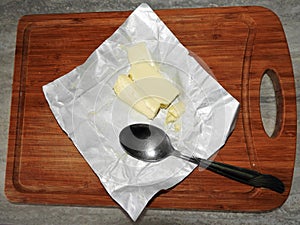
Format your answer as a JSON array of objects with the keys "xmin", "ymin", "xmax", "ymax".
[{"xmin": 182, "ymin": 155, "xmax": 285, "ymax": 193}]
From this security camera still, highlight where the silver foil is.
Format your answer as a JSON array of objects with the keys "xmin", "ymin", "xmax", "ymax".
[{"xmin": 43, "ymin": 3, "xmax": 239, "ymax": 221}]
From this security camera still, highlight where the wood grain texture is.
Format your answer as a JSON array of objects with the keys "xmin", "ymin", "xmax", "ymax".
[{"xmin": 5, "ymin": 6, "xmax": 296, "ymax": 211}]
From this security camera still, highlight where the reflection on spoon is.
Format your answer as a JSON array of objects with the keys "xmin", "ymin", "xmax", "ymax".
[{"xmin": 119, "ymin": 123, "xmax": 285, "ymax": 193}]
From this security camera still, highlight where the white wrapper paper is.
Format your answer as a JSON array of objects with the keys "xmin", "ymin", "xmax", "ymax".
[{"xmin": 43, "ymin": 3, "xmax": 239, "ymax": 221}]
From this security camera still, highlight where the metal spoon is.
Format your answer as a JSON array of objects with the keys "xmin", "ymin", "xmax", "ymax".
[{"xmin": 119, "ymin": 123, "xmax": 285, "ymax": 193}]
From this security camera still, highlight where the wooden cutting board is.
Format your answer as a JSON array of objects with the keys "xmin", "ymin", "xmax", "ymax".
[{"xmin": 5, "ymin": 6, "xmax": 297, "ymax": 211}]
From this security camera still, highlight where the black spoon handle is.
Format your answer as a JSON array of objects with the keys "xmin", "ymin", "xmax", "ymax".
[{"xmin": 178, "ymin": 153, "xmax": 285, "ymax": 193}]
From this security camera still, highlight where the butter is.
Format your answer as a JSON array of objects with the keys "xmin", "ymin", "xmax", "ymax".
[
  {"xmin": 174, "ymin": 122, "xmax": 181, "ymax": 132},
  {"xmin": 165, "ymin": 101, "xmax": 185, "ymax": 124},
  {"xmin": 113, "ymin": 42, "xmax": 181, "ymax": 120},
  {"xmin": 113, "ymin": 74, "xmax": 133, "ymax": 95},
  {"xmin": 135, "ymin": 77, "xmax": 179, "ymax": 108},
  {"xmin": 113, "ymin": 75, "xmax": 161, "ymax": 119},
  {"xmin": 127, "ymin": 42, "xmax": 162, "ymax": 80}
]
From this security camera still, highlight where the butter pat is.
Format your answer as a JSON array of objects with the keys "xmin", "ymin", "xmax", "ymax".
[
  {"xmin": 165, "ymin": 101, "xmax": 185, "ymax": 124},
  {"xmin": 135, "ymin": 77, "xmax": 179, "ymax": 108},
  {"xmin": 113, "ymin": 42, "xmax": 180, "ymax": 120},
  {"xmin": 127, "ymin": 42, "xmax": 162, "ymax": 80},
  {"xmin": 113, "ymin": 74, "xmax": 133, "ymax": 95},
  {"xmin": 113, "ymin": 75, "xmax": 161, "ymax": 119}
]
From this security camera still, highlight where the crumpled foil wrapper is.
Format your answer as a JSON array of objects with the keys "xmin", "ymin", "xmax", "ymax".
[{"xmin": 43, "ymin": 3, "xmax": 240, "ymax": 221}]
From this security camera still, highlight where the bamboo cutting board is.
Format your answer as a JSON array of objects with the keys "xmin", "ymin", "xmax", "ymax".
[{"xmin": 5, "ymin": 6, "xmax": 297, "ymax": 211}]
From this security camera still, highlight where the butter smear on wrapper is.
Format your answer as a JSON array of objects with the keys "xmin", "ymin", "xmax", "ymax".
[{"xmin": 113, "ymin": 42, "xmax": 184, "ymax": 122}]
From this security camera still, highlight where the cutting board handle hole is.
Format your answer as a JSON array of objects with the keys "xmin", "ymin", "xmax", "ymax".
[{"xmin": 259, "ymin": 69, "xmax": 283, "ymax": 138}]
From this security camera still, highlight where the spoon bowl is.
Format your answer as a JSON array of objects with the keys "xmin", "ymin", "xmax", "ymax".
[
  {"xmin": 119, "ymin": 123, "xmax": 172, "ymax": 162},
  {"xmin": 119, "ymin": 123, "xmax": 285, "ymax": 194}
]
